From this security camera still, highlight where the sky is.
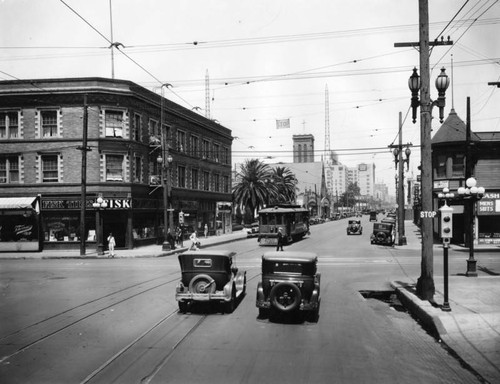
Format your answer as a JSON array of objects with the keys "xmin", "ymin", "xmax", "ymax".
[{"xmin": 1, "ymin": 0, "xmax": 500, "ymax": 194}]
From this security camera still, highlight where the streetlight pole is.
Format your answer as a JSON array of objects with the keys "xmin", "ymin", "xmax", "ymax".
[
  {"xmin": 395, "ymin": 0, "xmax": 452, "ymax": 301},
  {"xmin": 92, "ymin": 194, "xmax": 107, "ymax": 255},
  {"xmin": 458, "ymin": 177, "xmax": 485, "ymax": 277}
]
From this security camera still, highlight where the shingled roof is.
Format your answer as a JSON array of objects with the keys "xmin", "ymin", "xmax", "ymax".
[{"xmin": 432, "ymin": 108, "xmax": 481, "ymax": 145}]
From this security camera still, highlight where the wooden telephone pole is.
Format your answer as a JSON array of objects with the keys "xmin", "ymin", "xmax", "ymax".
[{"xmin": 395, "ymin": 0, "xmax": 453, "ymax": 300}]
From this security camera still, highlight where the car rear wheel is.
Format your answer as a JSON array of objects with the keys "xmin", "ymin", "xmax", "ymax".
[
  {"xmin": 269, "ymin": 282, "xmax": 301, "ymax": 312},
  {"xmin": 189, "ymin": 274, "xmax": 216, "ymax": 294},
  {"xmin": 376, "ymin": 231, "xmax": 387, "ymax": 242}
]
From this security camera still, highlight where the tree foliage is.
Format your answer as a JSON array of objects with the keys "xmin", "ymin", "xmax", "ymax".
[{"xmin": 232, "ymin": 160, "xmax": 298, "ymax": 223}]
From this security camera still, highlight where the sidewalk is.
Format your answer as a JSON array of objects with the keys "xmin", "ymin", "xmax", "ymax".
[
  {"xmin": 392, "ymin": 220, "xmax": 500, "ymax": 384},
  {"xmin": 0, "ymin": 230, "xmax": 249, "ymax": 259}
]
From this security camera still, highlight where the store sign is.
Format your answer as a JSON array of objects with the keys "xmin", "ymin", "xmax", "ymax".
[
  {"xmin": 42, "ymin": 198, "xmax": 132, "ymax": 210},
  {"xmin": 478, "ymin": 198, "xmax": 500, "ymax": 215}
]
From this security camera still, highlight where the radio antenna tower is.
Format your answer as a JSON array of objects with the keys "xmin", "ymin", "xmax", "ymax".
[
  {"xmin": 324, "ymin": 84, "xmax": 331, "ymax": 156},
  {"xmin": 205, "ymin": 69, "xmax": 211, "ymax": 119}
]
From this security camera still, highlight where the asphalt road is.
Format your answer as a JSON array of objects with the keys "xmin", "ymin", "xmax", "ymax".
[{"xmin": 1, "ymin": 217, "xmax": 495, "ymax": 383}]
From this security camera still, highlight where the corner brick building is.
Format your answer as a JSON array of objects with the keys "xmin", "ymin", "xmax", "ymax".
[{"xmin": 0, "ymin": 78, "xmax": 233, "ymax": 251}]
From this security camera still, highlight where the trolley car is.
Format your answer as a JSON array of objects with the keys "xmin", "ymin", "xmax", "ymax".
[{"xmin": 258, "ymin": 205, "xmax": 309, "ymax": 246}]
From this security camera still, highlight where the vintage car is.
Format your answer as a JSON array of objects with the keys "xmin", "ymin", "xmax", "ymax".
[
  {"xmin": 175, "ymin": 250, "xmax": 246, "ymax": 313},
  {"xmin": 256, "ymin": 252, "xmax": 321, "ymax": 322},
  {"xmin": 244, "ymin": 222, "xmax": 259, "ymax": 238},
  {"xmin": 369, "ymin": 211, "xmax": 378, "ymax": 222},
  {"xmin": 370, "ymin": 222, "xmax": 395, "ymax": 246},
  {"xmin": 346, "ymin": 219, "xmax": 363, "ymax": 235}
]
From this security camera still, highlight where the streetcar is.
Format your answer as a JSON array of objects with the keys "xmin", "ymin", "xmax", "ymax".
[{"xmin": 258, "ymin": 205, "xmax": 310, "ymax": 246}]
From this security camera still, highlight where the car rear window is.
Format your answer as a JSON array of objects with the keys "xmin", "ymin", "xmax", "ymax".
[
  {"xmin": 194, "ymin": 258, "xmax": 212, "ymax": 267},
  {"xmin": 264, "ymin": 261, "xmax": 315, "ymax": 275}
]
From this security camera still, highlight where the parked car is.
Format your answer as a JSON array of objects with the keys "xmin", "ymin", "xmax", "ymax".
[
  {"xmin": 370, "ymin": 223, "xmax": 395, "ymax": 246},
  {"xmin": 346, "ymin": 219, "xmax": 363, "ymax": 235},
  {"xmin": 256, "ymin": 252, "xmax": 321, "ymax": 322},
  {"xmin": 369, "ymin": 211, "xmax": 378, "ymax": 221},
  {"xmin": 244, "ymin": 222, "xmax": 259, "ymax": 237},
  {"xmin": 175, "ymin": 250, "xmax": 246, "ymax": 313}
]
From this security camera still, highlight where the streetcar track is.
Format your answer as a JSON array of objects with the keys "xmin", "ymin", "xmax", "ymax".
[
  {"xmin": 0, "ymin": 272, "xmax": 178, "ymax": 342},
  {"xmin": 0, "ymin": 274, "xmax": 181, "ymax": 364},
  {"xmin": 82, "ymin": 269, "xmax": 262, "ymax": 383},
  {"xmin": 80, "ymin": 308, "xmax": 183, "ymax": 384}
]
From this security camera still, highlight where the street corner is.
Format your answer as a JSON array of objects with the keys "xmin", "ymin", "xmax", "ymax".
[{"xmin": 390, "ymin": 280, "xmax": 442, "ymax": 335}]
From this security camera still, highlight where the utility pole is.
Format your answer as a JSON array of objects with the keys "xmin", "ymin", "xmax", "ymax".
[
  {"xmin": 79, "ymin": 95, "xmax": 90, "ymax": 256},
  {"xmin": 394, "ymin": 0, "xmax": 452, "ymax": 300}
]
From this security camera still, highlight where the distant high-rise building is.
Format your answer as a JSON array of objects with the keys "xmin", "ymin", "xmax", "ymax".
[{"xmin": 293, "ymin": 134, "xmax": 314, "ymax": 163}]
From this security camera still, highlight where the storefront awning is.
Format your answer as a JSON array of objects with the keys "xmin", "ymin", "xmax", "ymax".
[{"xmin": 0, "ymin": 197, "xmax": 40, "ymax": 212}]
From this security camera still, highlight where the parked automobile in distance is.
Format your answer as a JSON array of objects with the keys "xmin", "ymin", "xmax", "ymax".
[
  {"xmin": 369, "ymin": 211, "xmax": 378, "ymax": 221},
  {"xmin": 381, "ymin": 216, "xmax": 396, "ymax": 226},
  {"xmin": 244, "ymin": 222, "xmax": 259, "ymax": 237},
  {"xmin": 346, "ymin": 219, "xmax": 363, "ymax": 235},
  {"xmin": 256, "ymin": 252, "xmax": 321, "ymax": 322},
  {"xmin": 370, "ymin": 223, "xmax": 395, "ymax": 246},
  {"xmin": 175, "ymin": 250, "xmax": 246, "ymax": 313}
]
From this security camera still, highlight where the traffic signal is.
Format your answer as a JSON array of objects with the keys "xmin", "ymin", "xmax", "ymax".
[{"xmin": 439, "ymin": 204, "xmax": 453, "ymax": 239}]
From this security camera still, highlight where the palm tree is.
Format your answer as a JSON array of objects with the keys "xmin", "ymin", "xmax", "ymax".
[
  {"xmin": 232, "ymin": 159, "xmax": 276, "ymax": 223},
  {"xmin": 270, "ymin": 166, "xmax": 298, "ymax": 204}
]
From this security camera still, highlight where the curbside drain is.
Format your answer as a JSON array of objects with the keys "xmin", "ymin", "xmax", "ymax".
[{"xmin": 359, "ymin": 290, "xmax": 407, "ymax": 312}]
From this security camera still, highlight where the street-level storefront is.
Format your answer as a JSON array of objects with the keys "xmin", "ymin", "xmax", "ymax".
[
  {"xmin": 172, "ymin": 199, "xmax": 232, "ymax": 238},
  {"xmin": 41, "ymin": 196, "xmax": 160, "ymax": 250},
  {"xmin": 477, "ymin": 191, "xmax": 500, "ymax": 245},
  {"xmin": 0, "ymin": 196, "xmax": 42, "ymax": 252}
]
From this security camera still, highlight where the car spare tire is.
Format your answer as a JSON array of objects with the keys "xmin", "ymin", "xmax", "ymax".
[
  {"xmin": 269, "ymin": 282, "xmax": 301, "ymax": 312},
  {"xmin": 189, "ymin": 274, "xmax": 216, "ymax": 294},
  {"xmin": 376, "ymin": 232, "xmax": 387, "ymax": 242}
]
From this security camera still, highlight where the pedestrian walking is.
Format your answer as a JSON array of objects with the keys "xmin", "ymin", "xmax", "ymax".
[
  {"xmin": 276, "ymin": 227, "xmax": 284, "ymax": 251},
  {"xmin": 189, "ymin": 230, "xmax": 200, "ymax": 251},
  {"xmin": 204, "ymin": 224, "xmax": 208, "ymax": 238},
  {"xmin": 176, "ymin": 226, "xmax": 184, "ymax": 247},
  {"xmin": 166, "ymin": 228, "xmax": 175, "ymax": 250},
  {"xmin": 107, "ymin": 233, "xmax": 116, "ymax": 257}
]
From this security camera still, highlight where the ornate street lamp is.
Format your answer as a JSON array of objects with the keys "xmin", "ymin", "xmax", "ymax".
[
  {"xmin": 457, "ymin": 177, "xmax": 485, "ymax": 277},
  {"xmin": 92, "ymin": 194, "xmax": 108, "ymax": 255},
  {"xmin": 157, "ymin": 153, "xmax": 173, "ymax": 251},
  {"xmin": 409, "ymin": 67, "xmax": 450, "ymax": 124},
  {"xmin": 392, "ymin": 144, "xmax": 411, "ymax": 246},
  {"xmin": 408, "ymin": 67, "xmax": 421, "ymax": 123}
]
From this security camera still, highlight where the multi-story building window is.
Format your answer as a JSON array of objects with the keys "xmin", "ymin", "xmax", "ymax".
[
  {"xmin": 177, "ymin": 165, "xmax": 186, "ymax": 188},
  {"xmin": 41, "ymin": 110, "xmax": 59, "ymax": 138},
  {"xmin": 134, "ymin": 156, "xmax": 142, "ymax": 183},
  {"xmin": 133, "ymin": 113, "xmax": 141, "ymax": 141},
  {"xmin": 213, "ymin": 143, "xmax": 220, "ymax": 163},
  {"xmin": 214, "ymin": 173, "xmax": 220, "ymax": 191},
  {"xmin": 222, "ymin": 147, "xmax": 229, "ymax": 165},
  {"xmin": 105, "ymin": 110, "xmax": 124, "ymax": 138},
  {"xmin": 41, "ymin": 154, "xmax": 59, "ymax": 182},
  {"xmin": 0, "ymin": 156, "xmax": 19, "ymax": 183},
  {"xmin": 105, "ymin": 154, "xmax": 124, "ymax": 181},
  {"xmin": 435, "ymin": 154, "xmax": 447, "ymax": 178},
  {"xmin": 223, "ymin": 175, "xmax": 229, "ymax": 193},
  {"xmin": 177, "ymin": 130, "xmax": 186, "ymax": 152},
  {"xmin": 202, "ymin": 139, "xmax": 210, "ymax": 159},
  {"xmin": 149, "ymin": 119, "xmax": 158, "ymax": 138},
  {"xmin": 191, "ymin": 135, "xmax": 199, "ymax": 157},
  {"xmin": 0, "ymin": 111, "xmax": 19, "ymax": 139},
  {"xmin": 203, "ymin": 171, "xmax": 210, "ymax": 191},
  {"xmin": 192, "ymin": 168, "xmax": 199, "ymax": 190},
  {"xmin": 452, "ymin": 153, "xmax": 465, "ymax": 177}
]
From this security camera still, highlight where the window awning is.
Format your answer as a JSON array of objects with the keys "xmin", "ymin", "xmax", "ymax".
[{"xmin": 0, "ymin": 196, "xmax": 40, "ymax": 213}]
